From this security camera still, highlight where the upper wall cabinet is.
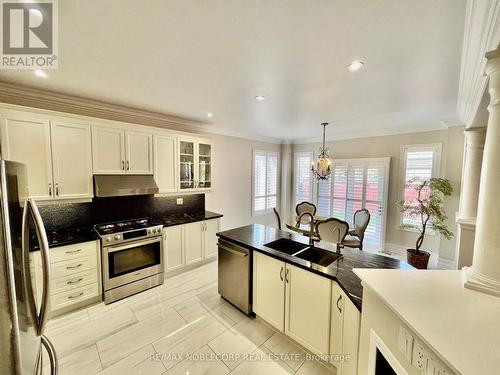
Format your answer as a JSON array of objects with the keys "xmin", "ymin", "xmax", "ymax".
[
  {"xmin": 0, "ymin": 113, "xmax": 93, "ymax": 200},
  {"xmin": 178, "ymin": 138, "xmax": 212, "ymax": 192},
  {"xmin": 92, "ymin": 126, "xmax": 153, "ymax": 175},
  {"xmin": 51, "ymin": 121, "xmax": 93, "ymax": 199},
  {"xmin": 0, "ymin": 114, "xmax": 53, "ymax": 200},
  {"xmin": 154, "ymin": 134, "xmax": 177, "ymax": 193}
]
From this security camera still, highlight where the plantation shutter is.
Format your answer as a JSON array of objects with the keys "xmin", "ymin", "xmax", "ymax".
[
  {"xmin": 313, "ymin": 158, "xmax": 390, "ymax": 250},
  {"xmin": 253, "ymin": 150, "xmax": 278, "ymax": 214},
  {"xmin": 295, "ymin": 152, "xmax": 313, "ymax": 205}
]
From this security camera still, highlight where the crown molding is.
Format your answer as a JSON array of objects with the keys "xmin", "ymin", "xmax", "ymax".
[
  {"xmin": 292, "ymin": 118, "xmax": 462, "ymax": 145},
  {"xmin": 0, "ymin": 81, "xmax": 283, "ymax": 144},
  {"xmin": 457, "ymin": 0, "xmax": 500, "ymax": 127}
]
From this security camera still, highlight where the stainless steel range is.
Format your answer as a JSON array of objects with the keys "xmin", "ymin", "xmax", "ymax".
[{"xmin": 94, "ymin": 218, "xmax": 164, "ymax": 304}]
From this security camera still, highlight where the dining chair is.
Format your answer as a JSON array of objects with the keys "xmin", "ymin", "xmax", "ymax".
[
  {"xmin": 295, "ymin": 201, "xmax": 317, "ymax": 226},
  {"xmin": 273, "ymin": 207, "xmax": 282, "ymax": 230},
  {"xmin": 343, "ymin": 208, "xmax": 371, "ymax": 250},
  {"xmin": 316, "ymin": 218, "xmax": 349, "ymax": 246}
]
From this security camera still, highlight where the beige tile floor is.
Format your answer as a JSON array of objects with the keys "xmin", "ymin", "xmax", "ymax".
[{"xmin": 45, "ymin": 261, "xmax": 337, "ymax": 375}]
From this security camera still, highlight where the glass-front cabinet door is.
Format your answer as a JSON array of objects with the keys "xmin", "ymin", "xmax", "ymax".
[
  {"xmin": 179, "ymin": 140, "xmax": 195, "ymax": 190},
  {"xmin": 197, "ymin": 142, "xmax": 211, "ymax": 189}
]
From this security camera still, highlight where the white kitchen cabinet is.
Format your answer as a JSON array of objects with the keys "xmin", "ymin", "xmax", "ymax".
[
  {"xmin": 92, "ymin": 126, "xmax": 152, "ymax": 175},
  {"xmin": 285, "ymin": 263, "xmax": 331, "ymax": 355},
  {"xmin": 183, "ymin": 221, "xmax": 204, "ymax": 264},
  {"xmin": 178, "ymin": 138, "xmax": 212, "ymax": 191},
  {"xmin": 330, "ymin": 281, "xmax": 361, "ymax": 375},
  {"xmin": 31, "ymin": 240, "xmax": 101, "ymax": 315},
  {"xmin": 154, "ymin": 134, "xmax": 177, "ymax": 193},
  {"xmin": 253, "ymin": 251, "xmax": 286, "ymax": 331},
  {"xmin": 163, "ymin": 225, "xmax": 184, "ymax": 272},
  {"xmin": 203, "ymin": 219, "xmax": 219, "ymax": 258},
  {"xmin": 126, "ymin": 131, "xmax": 153, "ymax": 174},
  {"xmin": 0, "ymin": 113, "xmax": 53, "ymax": 200},
  {"xmin": 92, "ymin": 126, "xmax": 126, "ymax": 174},
  {"xmin": 50, "ymin": 121, "xmax": 93, "ymax": 199}
]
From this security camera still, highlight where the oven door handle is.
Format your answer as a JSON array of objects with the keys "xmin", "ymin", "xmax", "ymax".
[{"xmin": 104, "ymin": 237, "xmax": 161, "ymax": 253}]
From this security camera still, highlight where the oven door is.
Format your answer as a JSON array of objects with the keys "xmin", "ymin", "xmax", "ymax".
[{"xmin": 102, "ymin": 237, "xmax": 163, "ymax": 290}]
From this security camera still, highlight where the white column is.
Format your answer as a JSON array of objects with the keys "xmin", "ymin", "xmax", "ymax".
[
  {"xmin": 464, "ymin": 48, "xmax": 500, "ymax": 296},
  {"xmin": 456, "ymin": 127, "xmax": 486, "ymax": 268}
]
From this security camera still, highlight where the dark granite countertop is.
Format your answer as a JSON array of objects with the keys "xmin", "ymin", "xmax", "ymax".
[
  {"xmin": 216, "ymin": 224, "xmax": 413, "ymax": 311},
  {"xmin": 31, "ymin": 210, "xmax": 222, "ymax": 251}
]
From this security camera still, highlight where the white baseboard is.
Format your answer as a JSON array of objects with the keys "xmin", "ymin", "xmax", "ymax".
[{"xmin": 437, "ymin": 258, "xmax": 456, "ymax": 270}]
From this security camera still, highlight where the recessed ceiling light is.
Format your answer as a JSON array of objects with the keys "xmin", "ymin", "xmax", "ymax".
[
  {"xmin": 34, "ymin": 69, "xmax": 47, "ymax": 78},
  {"xmin": 207, "ymin": 112, "xmax": 213, "ymax": 118},
  {"xmin": 255, "ymin": 95, "xmax": 265, "ymax": 101},
  {"xmin": 347, "ymin": 60, "xmax": 364, "ymax": 72}
]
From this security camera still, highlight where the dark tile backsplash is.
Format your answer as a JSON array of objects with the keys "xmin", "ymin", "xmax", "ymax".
[{"xmin": 38, "ymin": 194, "xmax": 205, "ymax": 231}]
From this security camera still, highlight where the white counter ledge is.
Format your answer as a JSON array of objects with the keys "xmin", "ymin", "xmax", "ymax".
[{"xmin": 353, "ymin": 269, "xmax": 500, "ymax": 375}]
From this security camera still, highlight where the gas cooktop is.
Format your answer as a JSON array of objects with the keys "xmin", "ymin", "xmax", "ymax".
[{"xmin": 94, "ymin": 217, "xmax": 160, "ymax": 235}]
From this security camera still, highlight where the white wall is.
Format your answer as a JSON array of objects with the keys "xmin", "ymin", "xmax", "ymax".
[
  {"xmin": 205, "ymin": 133, "xmax": 281, "ymax": 230},
  {"xmin": 292, "ymin": 127, "xmax": 464, "ymax": 262}
]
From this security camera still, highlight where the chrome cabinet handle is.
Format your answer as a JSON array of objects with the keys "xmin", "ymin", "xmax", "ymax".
[
  {"xmin": 41, "ymin": 335, "xmax": 58, "ymax": 375},
  {"xmin": 48, "ymin": 183, "xmax": 52, "ymax": 196},
  {"xmin": 65, "ymin": 249, "xmax": 81, "ymax": 254},
  {"xmin": 66, "ymin": 263, "xmax": 82, "ymax": 270},
  {"xmin": 67, "ymin": 291, "xmax": 84, "ymax": 300},
  {"xmin": 336, "ymin": 294, "xmax": 343, "ymax": 313},
  {"xmin": 66, "ymin": 277, "xmax": 83, "ymax": 285},
  {"xmin": 280, "ymin": 267, "xmax": 284, "ymax": 281},
  {"xmin": 55, "ymin": 183, "xmax": 59, "ymax": 196},
  {"xmin": 285, "ymin": 268, "xmax": 290, "ymax": 283},
  {"xmin": 127, "ymin": 160, "xmax": 130, "ymax": 170}
]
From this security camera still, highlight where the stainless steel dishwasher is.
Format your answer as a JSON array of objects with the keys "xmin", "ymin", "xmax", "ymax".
[{"xmin": 218, "ymin": 239, "xmax": 252, "ymax": 314}]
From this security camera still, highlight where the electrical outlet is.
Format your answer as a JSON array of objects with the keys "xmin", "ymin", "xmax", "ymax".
[
  {"xmin": 176, "ymin": 198, "xmax": 183, "ymax": 205},
  {"xmin": 398, "ymin": 326, "xmax": 414, "ymax": 361},
  {"xmin": 412, "ymin": 340, "xmax": 428, "ymax": 374}
]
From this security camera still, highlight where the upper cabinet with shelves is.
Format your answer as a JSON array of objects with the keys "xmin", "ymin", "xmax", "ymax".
[
  {"xmin": 92, "ymin": 126, "xmax": 153, "ymax": 175},
  {"xmin": 0, "ymin": 112, "xmax": 93, "ymax": 200},
  {"xmin": 178, "ymin": 138, "xmax": 212, "ymax": 191}
]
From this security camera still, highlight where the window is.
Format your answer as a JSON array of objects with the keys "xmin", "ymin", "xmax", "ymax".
[
  {"xmin": 400, "ymin": 144, "xmax": 441, "ymax": 228},
  {"xmin": 252, "ymin": 150, "xmax": 279, "ymax": 216},
  {"xmin": 316, "ymin": 158, "xmax": 390, "ymax": 250},
  {"xmin": 294, "ymin": 151, "xmax": 313, "ymax": 206}
]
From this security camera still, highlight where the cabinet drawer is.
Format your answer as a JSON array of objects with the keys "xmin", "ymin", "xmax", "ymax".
[
  {"xmin": 49, "ymin": 241, "xmax": 98, "ymax": 263},
  {"xmin": 51, "ymin": 283, "xmax": 99, "ymax": 310},
  {"xmin": 50, "ymin": 269, "xmax": 98, "ymax": 295},
  {"xmin": 51, "ymin": 255, "xmax": 97, "ymax": 278}
]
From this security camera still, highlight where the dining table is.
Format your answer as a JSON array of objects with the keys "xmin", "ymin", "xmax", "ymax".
[{"xmin": 285, "ymin": 215, "xmax": 330, "ymax": 236}]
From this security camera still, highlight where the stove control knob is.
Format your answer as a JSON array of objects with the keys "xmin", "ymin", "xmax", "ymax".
[
  {"xmin": 105, "ymin": 237, "xmax": 111, "ymax": 242},
  {"xmin": 147, "ymin": 229, "xmax": 152, "ymax": 235},
  {"xmin": 114, "ymin": 235, "xmax": 120, "ymax": 240},
  {"xmin": 156, "ymin": 228, "xmax": 161, "ymax": 234}
]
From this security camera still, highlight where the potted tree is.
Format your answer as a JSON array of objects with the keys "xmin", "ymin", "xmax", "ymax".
[{"xmin": 398, "ymin": 177, "xmax": 453, "ymax": 269}]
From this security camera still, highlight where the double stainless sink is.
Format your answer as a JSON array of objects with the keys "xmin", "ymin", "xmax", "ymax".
[{"xmin": 264, "ymin": 238, "xmax": 342, "ymax": 267}]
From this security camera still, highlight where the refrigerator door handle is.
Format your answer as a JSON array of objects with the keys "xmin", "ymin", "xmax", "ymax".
[
  {"xmin": 41, "ymin": 335, "xmax": 58, "ymax": 375},
  {"xmin": 30, "ymin": 199, "xmax": 51, "ymax": 335}
]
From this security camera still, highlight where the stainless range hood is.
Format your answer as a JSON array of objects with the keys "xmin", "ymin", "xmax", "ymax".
[{"xmin": 94, "ymin": 175, "xmax": 159, "ymax": 197}]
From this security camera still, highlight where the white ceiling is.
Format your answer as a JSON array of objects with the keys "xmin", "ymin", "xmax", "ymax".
[{"xmin": 0, "ymin": 0, "xmax": 467, "ymax": 143}]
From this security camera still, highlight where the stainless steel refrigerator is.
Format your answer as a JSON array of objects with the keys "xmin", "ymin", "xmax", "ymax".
[{"xmin": 0, "ymin": 160, "xmax": 58, "ymax": 374}]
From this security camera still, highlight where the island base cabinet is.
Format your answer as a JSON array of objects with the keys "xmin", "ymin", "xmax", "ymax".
[
  {"xmin": 253, "ymin": 252, "xmax": 286, "ymax": 331},
  {"xmin": 285, "ymin": 264, "xmax": 331, "ymax": 355},
  {"xmin": 330, "ymin": 281, "xmax": 361, "ymax": 375}
]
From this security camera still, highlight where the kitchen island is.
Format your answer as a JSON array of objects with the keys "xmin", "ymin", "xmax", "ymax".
[
  {"xmin": 217, "ymin": 224, "xmax": 413, "ymax": 375},
  {"xmin": 217, "ymin": 223, "xmax": 412, "ymax": 311}
]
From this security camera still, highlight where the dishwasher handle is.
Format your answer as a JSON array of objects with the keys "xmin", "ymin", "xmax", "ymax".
[{"xmin": 218, "ymin": 243, "xmax": 248, "ymax": 257}]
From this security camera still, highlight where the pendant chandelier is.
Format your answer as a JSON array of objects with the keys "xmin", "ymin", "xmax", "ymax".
[{"xmin": 311, "ymin": 122, "xmax": 332, "ymax": 181}]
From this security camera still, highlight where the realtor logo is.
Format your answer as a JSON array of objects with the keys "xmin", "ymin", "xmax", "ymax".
[{"xmin": 1, "ymin": 0, "xmax": 58, "ymax": 69}]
